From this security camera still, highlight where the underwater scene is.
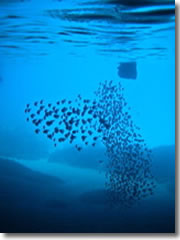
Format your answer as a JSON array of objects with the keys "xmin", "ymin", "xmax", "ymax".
[{"xmin": 0, "ymin": 0, "xmax": 175, "ymax": 233}]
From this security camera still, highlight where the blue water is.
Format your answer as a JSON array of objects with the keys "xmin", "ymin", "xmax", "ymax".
[{"xmin": 0, "ymin": 0, "xmax": 175, "ymax": 233}]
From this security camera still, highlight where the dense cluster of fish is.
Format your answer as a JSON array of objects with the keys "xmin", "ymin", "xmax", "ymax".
[
  {"xmin": 94, "ymin": 80, "xmax": 156, "ymax": 206},
  {"xmin": 24, "ymin": 80, "xmax": 155, "ymax": 206},
  {"xmin": 24, "ymin": 94, "xmax": 107, "ymax": 151}
]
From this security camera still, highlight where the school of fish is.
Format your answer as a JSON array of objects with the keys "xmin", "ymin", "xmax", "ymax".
[{"xmin": 24, "ymin": 80, "xmax": 156, "ymax": 206}]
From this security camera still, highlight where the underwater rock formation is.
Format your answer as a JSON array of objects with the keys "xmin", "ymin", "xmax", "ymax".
[
  {"xmin": 118, "ymin": 62, "xmax": 137, "ymax": 79},
  {"xmin": 49, "ymin": 145, "xmax": 108, "ymax": 170}
]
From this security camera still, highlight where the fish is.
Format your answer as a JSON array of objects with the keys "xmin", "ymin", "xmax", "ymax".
[
  {"xmin": 54, "ymin": 127, "xmax": 59, "ymax": 133},
  {"xmin": 58, "ymin": 137, "xmax": 65, "ymax": 142},
  {"xmin": 43, "ymin": 129, "xmax": 49, "ymax": 134},
  {"xmin": 47, "ymin": 134, "xmax": 53, "ymax": 139},
  {"xmin": 61, "ymin": 107, "xmax": 67, "ymax": 113},
  {"xmin": 54, "ymin": 114, "xmax": 59, "ymax": 119},
  {"xmin": 46, "ymin": 120, "xmax": 54, "ymax": 126},
  {"xmin": 35, "ymin": 129, "xmax": 40, "ymax": 134},
  {"xmin": 81, "ymin": 135, "xmax": 86, "ymax": 141},
  {"xmin": 77, "ymin": 146, "xmax": 82, "ymax": 151},
  {"xmin": 59, "ymin": 129, "xmax": 64, "ymax": 134}
]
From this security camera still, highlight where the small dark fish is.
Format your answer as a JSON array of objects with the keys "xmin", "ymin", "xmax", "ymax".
[
  {"xmin": 40, "ymin": 100, "xmax": 43, "ymax": 104},
  {"xmin": 75, "ymin": 120, "xmax": 79, "ymax": 127},
  {"xmin": 35, "ymin": 129, "xmax": 40, "ymax": 134},
  {"xmin": 56, "ymin": 101, "xmax": 60, "ymax": 105},
  {"xmin": 61, "ymin": 99, "xmax": 66, "ymax": 104},
  {"xmin": 72, "ymin": 108, "xmax": 76, "ymax": 114},
  {"xmin": 69, "ymin": 118, "xmax": 74, "ymax": 124},
  {"xmin": 54, "ymin": 127, "xmax": 59, "ymax": 133},
  {"xmin": 104, "ymin": 123, "xmax": 110, "ymax": 129},
  {"xmin": 26, "ymin": 118, "xmax": 29, "ymax": 122},
  {"xmin": 30, "ymin": 113, "xmax": 35, "ymax": 118},
  {"xmin": 66, "ymin": 125, "xmax": 72, "ymax": 131},
  {"xmin": 76, "ymin": 145, "xmax": 82, "ymax": 151},
  {"xmin": 70, "ymin": 135, "xmax": 76, "ymax": 141},
  {"xmin": 26, "ymin": 104, "xmax": 30, "ymax": 108},
  {"xmin": 48, "ymin": 103, "xmax": 52, "ymax": 107},
  {"xmin": 46, "ymin": 120, "xmax": 54, "ymax": 126},
  {"xmin": 82, "ymin": 119, "xmax": 86, "ymax": 124},
  {"xmin": 62, "ymin": 107, "xmax": 67, "ymax": 113},
  {"xmin": 97, "ymin": 128, "xmax": 102, "ymax": 133},
  {"xmin": 59, "ymin": 129, "xmax": 64, "ymax": 134},
  {"xmin": 88, "ymin": 130, "xmax": 93, "ymax": 135},
  {"xmin": 68, "ymin": 100, "xmax": 72, "ymax": 104},
  {"xmin": 72, "ymin": 130, "xmax": 78, "ymax": 134},
  {"xmin": 43, "ymin": 129, "xmax": 49, "ymax": 134},
  {"xmin": 65, "ymin": 132, "xmax": 70, "ymax": 138},
  {"xmin": 81, "ymin": 135, "xmax": 87, "ymax": 141},
  {"xmin": 58, "ymin": 137, "xmax": 65, "ymax": 142},
  {"xmin": 34, "ymin": 101, "xmax": 38, "ymax": 106},
  {"xmin": 88, "ymin": 110, "xmax": 93, "ymax": 114},
  {"xmin": 46, "ymin": 110, "xmax": 53, "ymax": 116},
  {"xmin": 54, "ymin": 114, "xmax": 59, "ymax": 119},
  {"xmin": 35, "ymin": 119, "xmax": 41, "ymax": 126},
  {"xmin": 47, "ymin": 134, "xmax": 53, "ymax": 139},
  {"xmin": 87, "ymin": 118, "xmax": 92, "ymax": 123}
]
